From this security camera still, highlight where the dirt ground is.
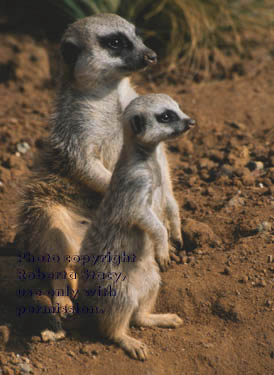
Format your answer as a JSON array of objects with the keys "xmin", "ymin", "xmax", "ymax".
[{"xmin": 0, "ymin": 30, "xmax": 273, "ymax": 375}]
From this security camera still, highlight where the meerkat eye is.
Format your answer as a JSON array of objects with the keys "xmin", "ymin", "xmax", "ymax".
[
  {"xmin": 156, "ymin": 110, "xmax": 179, "ymax": 123},
  {"xmin": 98, "ymin": 33, "xmax": 133, "ymax": 51},
  {"xmin": 108, "ymin": 37, "xmax": 123, "ymax": 49}
]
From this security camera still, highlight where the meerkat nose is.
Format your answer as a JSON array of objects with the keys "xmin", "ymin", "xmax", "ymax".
[
  {"xmin": 182, "ymin": 118, "xmax": 195, "ymax": 131},
  {"xmin": 143, "ymin": 50, "xmax": 157, "ymax": 65},
  {"xmin": 187, "ymin": 118, "xmax": 196, "ymax": 127}
]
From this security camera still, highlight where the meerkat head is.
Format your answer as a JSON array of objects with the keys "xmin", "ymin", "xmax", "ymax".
[
  {"xmin": 124, "ymin": 94, "xmax": 195, "ymax": 148},
  {"xmin": 60, "ymin": 13, "xmax": 157, "ymax": 89}
]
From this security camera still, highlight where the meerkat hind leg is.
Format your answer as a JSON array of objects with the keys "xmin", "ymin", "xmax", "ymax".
[
  {"xmin": 106, "ymin": 307, "xmax": 148, "ymax": 361},
  {"xmin": 133, "ymin": 287, "xmax": 183, "ymax": 328}
]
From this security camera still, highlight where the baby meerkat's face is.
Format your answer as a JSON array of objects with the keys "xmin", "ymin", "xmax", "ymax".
[
  {"xmin": 60, "ymin": 13, "xmax": 157, "ymax": 87},
  {"xmin": 124, "ymin": 94, "xmax": 195, "ymax": 147}
]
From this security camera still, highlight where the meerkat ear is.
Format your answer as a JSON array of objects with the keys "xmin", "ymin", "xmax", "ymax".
[
  {"xmin": 130, "ymin": 115, "xmax": 146, "ymax": 135},
  {"xmin": 61, "ymin": 40, "xmax": 82, "ymax": 65}
]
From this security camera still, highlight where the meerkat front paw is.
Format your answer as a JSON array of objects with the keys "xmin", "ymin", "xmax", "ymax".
[
  {"xmin": 155, "ymin": 253, "xmax": 170, "ymax": 272},
  {"xmin": 171, "ymin": 236, "xmax": 183, "ymax": 251}
]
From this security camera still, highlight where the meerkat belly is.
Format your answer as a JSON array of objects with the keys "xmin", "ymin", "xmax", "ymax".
[{"xmin": 127, "ymin": 254, "xmax": 160, "ymax": 303}]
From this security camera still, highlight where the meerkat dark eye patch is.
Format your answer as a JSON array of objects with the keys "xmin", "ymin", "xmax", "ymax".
[
  {"xmin": 61, "ymin": 41, "xmax": 82, "ymax": 65},
  {"xmin": 130, "ymin": 115, "xmax": 146, "ymax": 134},
  {"xmin": 97, "ymin": 32, "xmax": 133, "ymax": 54},
  {"xmin": 156, "ymin": 110, "xmax": 179, "ymax": 123}
]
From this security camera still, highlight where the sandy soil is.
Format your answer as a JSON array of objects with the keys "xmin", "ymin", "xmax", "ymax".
[{"xmin": 0, "ymin": 32, "xmax": 273, "ymax": 375}]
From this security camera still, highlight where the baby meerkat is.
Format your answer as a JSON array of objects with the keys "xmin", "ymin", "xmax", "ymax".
[
  {"xmin": 78, "ymin": 94, "xmax": 195, "ymax": 360},
  {"xmin": 15, "ymin": 14, "xmax": 157, "ymax": 316}
]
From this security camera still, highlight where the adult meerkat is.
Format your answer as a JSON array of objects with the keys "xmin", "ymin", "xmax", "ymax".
[
  {"xmin": 15, "ymin": 14, "xmax": 181, "ymax": 316},
  {"xmin": 78, "ymin": 94, "xmax": 195, "ymax": 360},
  {"xmin": 15, "ymin": 14, "xmax": 156, "ymax": 316}
]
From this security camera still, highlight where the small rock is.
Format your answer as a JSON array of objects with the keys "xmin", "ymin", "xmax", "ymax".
[
  {"xmin": 257, "ymin": 221, "xmax": 272, "ymax": 233},
  {"xmin": 67, "ymin": 350, "xmax": 76, "ymax": 358},
  {"xmin": 205, "ymin": 187, "xmax": 214, "ymax": 196},
  {"xmin": 199, "ymin": 158, "xmax": 216, "ymax": 170},
  {"xmin": 266, "ymin": 300, "xmax": 272, "ymax": 307},
  {"xmin": 247, "ymin": 161, "xmax": 264, "ymax": 171},
  {"xmin": 257, "ymin": 280, "xmax": 267, "ymax": 287},
  {"xmin": 227, "ymin": 121, "xmax": 246, "ymax": 131},
  {"xmin": 187, "ymin": 256, "xmax": 195, "ymax": 264},
  {"xmin": 240, "ymin": 276, "xmax": 248, "ymax": 284},
  {"xmin": 80, "ymin": 344, "xmax": 98, "ymax": 357},
  {"xmin": 19, "ymin": 363, "xmax": 33, "ymax": 374},
  {"xmin": 223, "ymin": 267, "xmax": 231, "ymax": 275},
  {"xmin": 241, "ymin": 169, "xmax": 255, "ymax": 186},
  {"xmin": 33, "ymin": 361, "xmax": 43, "ymax": 369},
  {"xmin": 41, "ymin": 329, "xmax": 65, "ymax": 342},
  {"xmin": 258, "ymin": 183, "xmax": 264, "ymax": 188},
  {"xmin": 220, "ymin": 165, "xmax": 233, "ymax": 178},
  {"xmin": 209, "ymin": 150, "xmax": 224, "ymax": 162},
  {"xmin": 16, "ymin": 142, "xmax": 30, "ymax": 154},
  {"xmin": 228, "ymin": 195, "xmax": 245, "ymax": 207},
  {"xmin": 181, "ymin": 256, "xmax": 188, "ymax": 265},
  {"xmin": 268, "ymin": 255, "xmax": 273, "ymax": 263}
]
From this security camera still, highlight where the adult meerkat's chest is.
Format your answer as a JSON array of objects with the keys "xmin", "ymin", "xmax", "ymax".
[{"xmin": 89, "ymin": 95, "xmax": 124, "ymax": 172}]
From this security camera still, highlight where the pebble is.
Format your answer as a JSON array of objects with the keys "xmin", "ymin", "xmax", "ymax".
[
  {"xmin": 228, "ymin": 195, "xmax": 245, "ymax": 207},
  {"xmin": 268, "ymin": 255, "xmax": 273, "ymax": 263},
  {"xmin": 19, "ymin": 363, "xmax": 33, "ymax": 374},
  {"xmin": 16, "ymin": 142, "xmax": 30, "ymax": 154},
  {"xmin": 67, "ymin": 350, "xmax": 77, "ymax": 358},
  {"xmin": 240, "ymin": 276, "xmax": 248, "ymax": 284},
  {"xmin": 257, "ymin": 279, "xmax": 267, "ymax": 287},
  {"xmin": 41, "ymin": 329, "xmax": 66, "ymax": 342},
  {"xmin": 247, "ymin": 161, "xmax": 264, "ymax": 171},
  {"xmin": 257, "ymin": 221, "xmax": 272, "ymax": 233},
  {"xmin": 223, "ymin": 267, "xmax": 231, "ymax": 275},
  {"xmin": 227, "ymin": 121, "xmax": 246, "ymax": 130}
]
